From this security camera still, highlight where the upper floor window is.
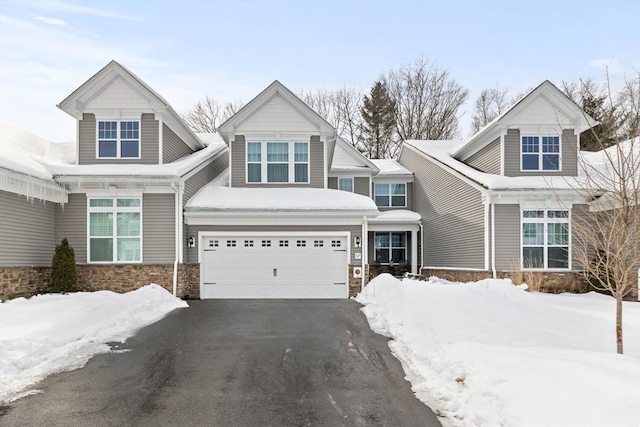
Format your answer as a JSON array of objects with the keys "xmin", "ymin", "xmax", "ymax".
[
  {"xmin": 97, "ymin": 121, "xmax": 140, "ymax": 159},
  {"xmin": 374, "ymin": 183, "xmax": 406, "ymax": 207},
  {"xmin": 522, "ymin": 209, "xmax": 569, "ymax": 270},
  {"xmin": 88, "ymin": 197, "xmax": 141, "ymax": 263},
  {"xmin": 246, "ymin": 141, "xmax": 309, "ymax": 183},
  {"xmin": 521, "ymin": 135, "xmax": 560, "ymax": 171},
  {"xmin": 338, "ymin": 177, "xmax": 354, "ymax": 192}
]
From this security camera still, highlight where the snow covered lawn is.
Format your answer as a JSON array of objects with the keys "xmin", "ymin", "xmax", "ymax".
[
  {"xmin": 356, "ymin": 274, "xmax": 640, "ymax": 427},
  {"xmin": 0, "ymin": 284, "xmax": 187, "ymax": 403}
]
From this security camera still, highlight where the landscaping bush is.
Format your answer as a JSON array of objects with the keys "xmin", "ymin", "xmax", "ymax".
[{"xmin": 50, "ymin": 238, "xmax": 77, "ymax": 293}]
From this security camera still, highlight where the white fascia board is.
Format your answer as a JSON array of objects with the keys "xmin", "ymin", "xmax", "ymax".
[
  {"xmin": 54, "ymin": 175, "xmax": 178, "ymax": 193},
  {"xmin": 372, "ymin": 174, "xmax": 414, "ymax": 183},
  {"xmin": 487, "ymin": 189, "xmax": 591, "ymax": 206},
  {"xmin": 180, "ymin": 147, "xmax": 228, "ymax": 181},
  {"xmin": 367, "ymin": 223, "xmax": 420, "ymax": 232},
  {"xmin": 184, "ymin": 213, "xmax": 375, "ymax": 226},
  {"xmin": 0, "ymin": 168, "xmax": 69, "ymax": 204},
  {"xmin": 329, "ymin": 169, "xmax": 374, "ymax": 178}
]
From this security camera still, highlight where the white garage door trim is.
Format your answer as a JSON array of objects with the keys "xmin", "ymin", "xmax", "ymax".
[{"xmin": 198, "ymin": 231, "xmax": 350, "ymax": 299}]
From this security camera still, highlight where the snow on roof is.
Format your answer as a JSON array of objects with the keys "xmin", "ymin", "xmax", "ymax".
[
  {"xmin": 368, "ymin": 209, "xmax": 421, "ymax": 222},
  {"xmin": 0, "ymin": 121, "xmax": 75, "ymax": 180},
  {"xmin": 50, "ymin": 140, "xmax": 227, "ymax": 178},
  {"xmin": 195, "ymin": 132, "xmax": 225, "ymax": 147},
  {"xmin": 370, "ymin": 159, "xmax": 412, "ymax": 176},
  {"xmin": 187, "ymin": 172, "xmax": 379, "ymax": 213},
  {"xmin": 405, "ymin": 140, "xmax": 582, "ymax": 191}
]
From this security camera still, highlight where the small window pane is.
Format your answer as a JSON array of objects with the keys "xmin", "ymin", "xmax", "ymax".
[
  {"xmin": 548, "ymin": 223, "xmax": 569, "ymax": 245},
  {"xmin": 375, "ymin": 233, "xmax": 389, "ymax": 248},
  {"xmin": 522, "ymin": 136, "xmax": 539, "ymax": 153},
  {"xmin": 247, "ymin": 143, "xmax": 261, "ymax": 162},
  {"xmin": 523, "ymin": 223, "xmax": 544, "ymax": 245},
  {"xmin": 391, "ymin": 183, "xmax": 406, "ymax": 195},
  {"xmin": 117, "ymin": 212, "xmax": 140, "ymax": 237},
  {"xmin": 294, "ymin": 142, "xmax": 308, "ymax": 162},
  {"xmin": 542, "ymin": 136, "xmax": 560, "ymax": 153},
  {"xmin": 294, "ymin": 164, "xmax": 308, "ymax": 183},
  {"xmin": 117, "ymin": 238, "xmax": 140, "ymax": 261},
  {"xmin": 542, "ymin": 154, "xmax": 559, "ymax": 170},
  {"xmin": 391, "ymin": 195, "xmax": 405, "ymax": 207},
  {"xmin": 267, "ymin": 164, "xmax": 288, "ymax": 182},
  {"xmin": 338, "ymin": 178, "xmax": 353, "ymax": 192},
  {"xmin": 522, "ymin": 154, "xmax": 539, "ymax": 170},
  {"xmin": 121, "ymin": 141, "xmax": 139, "ymax": 158},
  {"xmin": 90, "ymin": 238, "xmax": 113, "ymax": 262},
  {"xmin": 391, "ymin": 249, "xmax": 406, "ymax": 263},
  {"xmin": 247, "ymin": 164, "xmax": 261, "ymax": 182},
  {"xmin": 548, "ymin": 210, "xmax": 569, "ymax": 218},
  {"xmin": 375, "ymin": 196, "xmax": 390, "ymax": 207},
  {"xmin": 374, "ymin": 183, "xmax": 389, "ymax": 196},
  {"xmin": 523, "ymin": 247, "xmax": 544, "ymax": 268},
  {"xmin": 98, "ymin": 121, "xmax": 117, "ymax": 139},
  {"xmin": 523, "ymin": 210, "xmax": 544, "ymax": 218},
  {"xmin": 117, "ymin": 199, "xmax": 140, "ymax": 207},
  {"xmin": 267, "ymin": 142, "xmax": 288, "ymax": 162},
  {"xmin": 90, "ymin": 212, "xmax": 113, "ymax": 237},
  {"xmin": 391, "ymin": 232, "xmax": 406, "ymax": 247},
  {"xmin": 99, "ymin": 141, "xmax": 117, "ymax": 157},
  {"xmin": 548, "ymin": 247, "xmax": 569, "ymax": 268},
  {"xmin": 90, "ymin": 199, "xmax": 113, "ymax": 207},
  {"xmin": 120, "ymin": 121, "xmax": 139, "ymax": 139},
  {"xmin": 376, "ymin": 248, "xmax": 390, "ymax": 264}
]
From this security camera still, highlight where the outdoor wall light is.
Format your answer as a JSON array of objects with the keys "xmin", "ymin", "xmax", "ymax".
[
  {"xmin": 188, "ymin": 236, "xmax": 196, "ymax": 248},
  {"xmin": 354, "ymin": 236, "xmax": 361, "ymax": 248}
]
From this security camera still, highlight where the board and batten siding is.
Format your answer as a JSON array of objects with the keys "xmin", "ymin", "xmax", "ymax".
[
  {"xmin": 185, "ymin": 224, "xmax": 361, "ymax": 265},
  {"xmin": 504, "ymin": 129, "xmax": 578, "ymax": 177},
  {"xmin": 231, "ymin": 135, "xmax": 324, "ymax": 188},
  {"xmin": 56, "ymin": 193, "xmax": 87, "ymax": 263},
  {"xmin": 143, "ymin": 194, "xmax": 175, "ymax": 263},
  {"xmin": 163, "ymin": 123, "xmax": 193, "ymax": 163},
  {"xmin": 0, "ymin": 191, "xmax": 57, "ymax": 266},
  {"xmin": 466, "ymin": 137, "xmax": 501, "ymax": 174},
  {"xmin": 78, "ymin": 113, "xmax": 159, "ymax": 165},
  {"xmin": 184, "ymin": 153, "xmax": 229, "ymax": 206},
  {"xmin": 399, "ymin": 147, "xmax": 486, "ymax": 269}
]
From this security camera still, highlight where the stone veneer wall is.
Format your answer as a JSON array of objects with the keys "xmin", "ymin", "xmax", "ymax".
[
  {"xmin": 348, "ymin": 265, "xmax": 369, "ymax": 297},
  {"xmin": 0, "ymin": 264, "xmax": 200, "ymax": 300}
]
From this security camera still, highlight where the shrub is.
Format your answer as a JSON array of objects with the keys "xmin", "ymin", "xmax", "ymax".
[{"xmin": 50, "ymin": 238, "xmax": 77, "ymax": 293}]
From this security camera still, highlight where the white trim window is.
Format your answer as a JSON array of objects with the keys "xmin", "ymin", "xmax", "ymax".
[
  {"xmin": 374, "ymin": 232, "xmax": 407, "ymax": 264},
  {"xmin": 338, "ymin": 177, "xmax": 354, "ymax": 192},
  {"xmin": 521, "ymin": 135, "xmax": 561, "ymax": 171},
  {"xmin": 521, "ymin": 209, "xmax": 570, "ymax": 269},
  {"xmin": 88, "ymin": 197, "xmax": 142, "ymax": 263},
  {"xmin": 246, "ymin": 141, "xmax": 309, "ymax": 183},
  {"xmin": 374, "ymin": 183, "xmax": 406, "ymax": 207},
  {"xmin": 97, "ymin": 121, "xmax": 140, "ymax": 159}
]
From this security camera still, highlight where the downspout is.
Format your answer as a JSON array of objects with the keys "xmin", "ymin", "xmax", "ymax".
[
  {"xmin": 172, "ymin": 181, "xmax": 184, "ymax": 297},
  {"xmin": 361, "ymin": 216, "xmax": 368, "ymax": 292},
  {"xmin": 419, "ymin": 222, "xmax": 424, "ymax": 275},
  {"xmin": 491, "ymin": 200, "xmax": 497, "ymax": 279}
]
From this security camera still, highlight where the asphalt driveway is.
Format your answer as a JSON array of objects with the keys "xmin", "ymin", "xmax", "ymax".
[{"xmin": 1, "ymin": 300, "xmax": 442, "ymax": 427}]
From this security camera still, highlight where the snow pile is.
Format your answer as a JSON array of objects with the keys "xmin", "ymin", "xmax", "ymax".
[
  {"xmin": 356, "ymin": 274, "xmax": 640, "ymax": 427},
  {"xmin": 368, "ymin": 209, "xmax": 421, "ymax": 222},
  {"xmin": 0, "ymin": 284, "xmax": 188, "ymax": 403}
]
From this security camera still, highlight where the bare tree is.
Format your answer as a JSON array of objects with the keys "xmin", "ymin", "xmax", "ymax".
[
  {"xmin": 382, "ymin": 57, "xmax": 469, "ymax": 143},
  {"xmin": 571, "ymin": 75, "xmax": 640, "ymax": 354},
  {"xmin": 617, "ymin": 72, "xmax": 640, "ymax": 140},
  {"xmin": 181, "ymin": 96, "xmax": 244, "ymax": 133},
  {"xmin": 298, "ymin": 85, "xmax": 365, "ymax": 150},
  {"xmin": 470, "ymin": 87, "xmax": 510, "ymax": 133}
]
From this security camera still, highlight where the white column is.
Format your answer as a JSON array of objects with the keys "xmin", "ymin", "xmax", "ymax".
[{"xmin": 411, "ymin": 229, "xmax": 418, "ymax": 275}]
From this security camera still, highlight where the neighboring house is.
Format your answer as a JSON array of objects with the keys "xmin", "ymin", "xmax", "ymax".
[
  {"xmin": 398, "ymin": 80, "xmax": 599, "ymax": 288},
  {"xmin": 0, "ymin": 61, "xmax": 423, "ymax": 299}
]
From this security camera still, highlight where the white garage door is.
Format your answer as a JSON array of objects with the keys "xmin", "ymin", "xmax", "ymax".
[{"xmin": 201, "ymin": 234, "xmax": 349, "ymax": 299}]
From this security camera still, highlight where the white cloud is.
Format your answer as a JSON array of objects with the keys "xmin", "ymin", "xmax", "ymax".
[
  {"xmin": 588, "ymin": 58, "xmax": 627, "ymax": 75},
  {"xmin": 25, "ymin": 0, "xmax": 142, "ymax": 22},
  {"xmin": 32, "ymin": 15, "xmax": 67, "ymax": 27}
]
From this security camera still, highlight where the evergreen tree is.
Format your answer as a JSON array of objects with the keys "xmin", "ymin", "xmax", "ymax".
[
  {"xmin": 360, "ymin": 81, "xmax": 396, "ymax": 159},
  {"xmin": 50, "ymin": 238, "xmax": 77, "ymax": 293}
]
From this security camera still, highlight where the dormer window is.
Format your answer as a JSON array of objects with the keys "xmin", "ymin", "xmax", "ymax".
[
  {"xmin": 246, "ymin": 141, "xmax": 309, "ymax": 183},
  {"xmin": 521, "ymin": 135, "xmax": 560, "ymax": 171},
  {"xmin": 97, "ymin": 121, "xmax": 140, "ymax": 158},
  {"xmin": 374, "ymin": 183, "xmax": 406, "ymax": 207}
]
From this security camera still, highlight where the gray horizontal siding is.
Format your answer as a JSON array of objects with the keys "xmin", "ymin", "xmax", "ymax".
[
  {"xmin": 143, "ymin": 194, "xmax": 175, "ymax": 263},
  {"xmin": 78, "ymin": 113, "xmax": 159, "ymax": 165},
  {"xmin": 56, "ymin": 193, "xmax": 87, "ymax": 263},
  {"xmin": 354, "ymin": 177, "xmax": 370, "ymax": 197},
  {"xmin": 184, "ymin": 153, "xmax": 229, "ymax": 206},
  {"xmin": 0, "ymin": 191, "xmax": 57, "ymax": 266},
  {"xmin": 328, "ymin": 177, "xmax": 337, "ymax": 189},
  {"xmin": 466, "ymin": 137, "xmax": 501, "ymax": 174},
  {"xmin": 231, "ymin": 136, "xmax": 323, "ymax": 188},
  {"xmin": 399, "ymin": 147, "xmax": 485, "ymax": 269},
  {"xmin": 504, "ymin": 129, "xmax": 578, "ymax": 177},
  {"xmin": 185, "ymin": 225, "xmax": 361, "ymax": 265},
  {"xmin": 163, "ymin": 123, "xmax": 193, "ymax": 163},
  {"xmin": 494, "ymin": 204, "xmax": 520, "ymax": 270}
]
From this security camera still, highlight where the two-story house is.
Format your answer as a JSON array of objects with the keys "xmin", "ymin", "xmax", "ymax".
[
  {"xmin": 398, "ymin": 81, "xmax": 598, "ymax": 287},
  {"xmin": 0, "ymin": 61, "xmax": 423, "ymax": 299}
]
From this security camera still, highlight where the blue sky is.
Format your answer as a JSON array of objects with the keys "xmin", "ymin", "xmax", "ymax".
[{"xmin": 1, "ymin": 0, "xmax": 638, "ymax": 141}]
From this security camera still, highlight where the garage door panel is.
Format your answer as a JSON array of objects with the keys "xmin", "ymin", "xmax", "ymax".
[{"xmin": 201, "ymin": 234, "xmax": 349, "ymax": 299}]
